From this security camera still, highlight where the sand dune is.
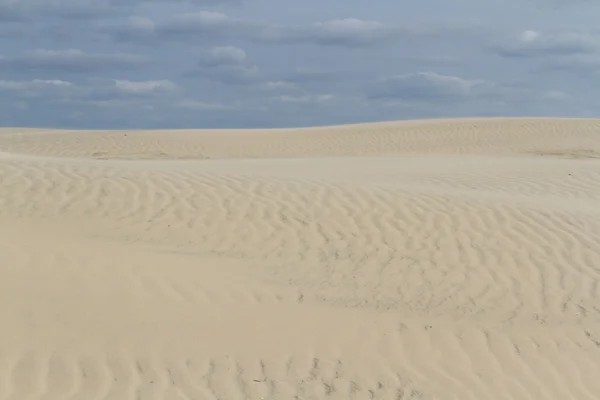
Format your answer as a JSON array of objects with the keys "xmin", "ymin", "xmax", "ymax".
[{"xmin": 1, "ymin": 118, "xmax": 600, "ymax": 399}]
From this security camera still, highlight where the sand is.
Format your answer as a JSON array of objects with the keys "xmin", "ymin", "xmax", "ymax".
[{"xmin": 1, "ymin": 117, "xmax": 600, "ymax": 400}]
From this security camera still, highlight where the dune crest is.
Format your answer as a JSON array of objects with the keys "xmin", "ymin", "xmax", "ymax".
[{"xmin": 1, "ymin": 118, "xmax": 600, "ymax": 399}]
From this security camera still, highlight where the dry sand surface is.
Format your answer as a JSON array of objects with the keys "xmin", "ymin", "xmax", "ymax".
[{"xmin": 1, "ymin": 117, "xmax": 600, "ymax": 400}]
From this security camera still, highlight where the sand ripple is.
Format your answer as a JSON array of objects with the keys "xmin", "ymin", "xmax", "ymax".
[{"xmin": 1, "ymin": 118, "xmax": 600, "ymax": 399}]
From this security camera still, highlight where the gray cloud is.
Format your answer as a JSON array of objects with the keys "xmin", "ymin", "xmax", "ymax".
[
  {"xmin": 265, "ymin": 19, "xmax": 399, "ymax": 47},
  {"xmin": 271, "ymin": 94, "xmax": 336, "ymax": 104},
  {"xmin": 176, "ymin": 99, "xmax": 233, "ymax": 110},
  {"xmin": 111, "ymin": 16, "xmax": 157, "ymax": 42},
  {"xmin": 0, "ymin": 78, "xmax": 83, "ymax": 99},
  {"xmin": 184, "ymin": 45, "xmax": 259, "ymax": 84},
  {"xmin": 261, "ymin": 81, "xmax": 297, "ymax": 91},
  {"xmin": 495, "ymin": 30, "xmax": 600, "ymax": 57},
  {"xmin": 0, "ymin": 0, "xmax": 119, "ymax": 21},
  {"xmin": 91, "ymin": 79, "xmax": 180, "ymax": 99},
  {"xmin": 492, "ymin": 30, "xmax": 600, "ymax": 72},
  {"xmin": 0, "ymin": 77, "xmax": 179, "ymax": 103},
  {"xmin": 113, "ymin": 11, "xmax": 400, "ymax": 47},
  {"xmin": 199, "ymin": 45, "xmax": 248, "ymax": 67},
  {"xmin": 368, "ymin": 72, "xmax": 483, "ymax": 101},
  {"xmin": 113, "ymin": 11, "xmax": 261, "ymax": 45},
  {"xmin": 1, "ymin": 0, "xmax": 237, "ymax": 22},
  {"xmin": 0, "ymin": 49, "xmax": 150, "ymax": 73},
  {"xmin": 156, "ymin": 11, "xmax": 252, "ymax": 41},
  {"xmin": 367, "ymin": 71, "xmax": 568, "ymax": 105}
]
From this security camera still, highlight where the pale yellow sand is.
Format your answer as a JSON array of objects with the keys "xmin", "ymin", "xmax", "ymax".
[{"xmin": 1, "ymin": 117, "xmax": 600, "ymax": 400}]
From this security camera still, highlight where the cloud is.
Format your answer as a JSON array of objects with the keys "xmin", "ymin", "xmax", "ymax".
[
  {"xmin": 111, "ymin": 79, "xmax": 179, "ymax": 95},
  {"xmin": 0, "ymin": 77, "xmax": 179, "ymax": 107},
  {"xmin": 368, "ymin": 72, "xmax": 482, "ymax": 101},
  {"xmin": 273, "ymin": 94, "xmax": 335, "ymax": 103},
  {"xmin": 492, "ymin": 30, "xmax": 600, "ymax": 72},
  {"xmin": 0, "ymin": 0, "xmax": 118, "ymax": 21},
  {"xmin": 494, "ymin": 30, "xmax": 600, "ymax": 57},
  {"xmin": 199, "ymin": 46, "xmax": 247, "ymax": 67},
  {"xmin": 176, "ymin": 99, "xmax": 232, "ymax": 110},
  {"xmin": 113, "ymin": 12, "xmax": 398, "ymax": 47},
  {"xmin": 69, "ymin": 79, "xmax": 181, "ymax": 106},
  {"xmin": 157, "ymin": 11, "xmax": 251, "ymax": 40},
  {"xmin": 1, "ymin": 0, "xmax": 238, "ymax": 22},
  {"xmin": 366, "ymin": 71, "xmax": 568, "ymax": 105},
  {"xmin": 110, "ymin": 16, "xmax": 155, "ymax": 42},
  {"xmin": 0, "ymin": 78, "xmax": 73, "ymax": 90},
  {"xmin": 0, "ymin": 78, "xmax": 84, "ymax": 99},
  {"xmin": 0, "ymin": 49, "xmax": 149, "ymax": 73},
  {"xmin": 114, "ymin": 11, "xmax": 259, "ymax": 44},
  {"xmin": 262, "ymin": 18, "xmax": 402, "ymax": 47},
  {"xmin": 262, "ymin": 81, "xmax": 296, "ymax": 90},
  {"xmin": 296, "ymin": 19, "xmax": 396, "ymax": 46},
  {"xmin": 185, "ymin": 45, "xmax": 259, "ymax": 85}
]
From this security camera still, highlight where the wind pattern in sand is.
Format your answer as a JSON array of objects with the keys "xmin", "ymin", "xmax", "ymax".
[{"xmin": 1, "ymin": 118, "xmax": 600, "ymax": 399}]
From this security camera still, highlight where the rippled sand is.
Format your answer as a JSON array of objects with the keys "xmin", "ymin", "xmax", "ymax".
[{"xmin": 1, "ymin": 118, "xmax": 600, "ymax": 400}]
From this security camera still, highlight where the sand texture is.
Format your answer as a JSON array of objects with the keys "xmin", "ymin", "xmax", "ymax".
[{"xmin": 1, "ymin": 117, "xmax": 600, "ymax": 400}]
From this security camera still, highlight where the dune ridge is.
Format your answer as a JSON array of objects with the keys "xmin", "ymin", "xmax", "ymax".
[
  {"xmin": 2, "ymin": 118, "xmax": 600, "ymax": 161},
  {"xmin": 1, "ymin": 118, "xmax": 600, "ymax": 399}
]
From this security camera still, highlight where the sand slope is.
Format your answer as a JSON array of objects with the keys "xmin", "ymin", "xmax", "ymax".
[{"xmin": 1, "ymin": 118, "xmax": 600, "ymax": 400}]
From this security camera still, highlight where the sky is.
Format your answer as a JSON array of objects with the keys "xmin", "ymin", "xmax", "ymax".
[{"xmin": 1, "ymin": 0, "xmax": 599, "ymax": 129}]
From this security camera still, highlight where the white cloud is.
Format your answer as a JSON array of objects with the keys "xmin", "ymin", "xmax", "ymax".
[
  {"xmin": 497, "ymin": 30, "xmax": 600, "ymax": 57},
  {"xmin": 159, "ymin": 10, "xmax": 248, "ymax": 39},
  {"xmin": 493, "ymin": 30, "xmax": 600, "ymax": 72},
  {"xmin": 0, "ymin": 78, "xmax": 83, "ymax": 99},
  {"xmin": 0, "ymin": 49, "xmax": 149, "ymax": 72},
  {"xmin": 113, "ymin": 79, "xmax": 178, "ymax": 94},
  {"xmin": 114, "ymin": 11, "xmax": 398, "ymax": 47},
  {"xmin": 367, "ymin": 71, "xmax": 571, "ymax": 106},
  {"xmin": 0, "ymin": 78, "xmax": 72, "ymax": 89},
  {"xmin": 0, "ymin": 0, "xmax": 116, "ymax": 21},
  {"xmin": 263, "ymin": 81, "xmax": 296, "ymax": 90},
  {"xmin": 0, "ymin": 77, "xmax": 181, "ymax": 107},
  {"xmin": 311, "ymin": 19, "xmax": 391, "ymax": 45},
  {"xmin": 275, "ymin": 94, "xmax": 335, "ymax": 103},
  {"xmin": 187, "ymin": 45, "xmax": 259, "ymax": 85},
  {"xmin": 173, "ymin": 10, "xmax": 231, "ymax": 26},
  {"xmin": 521, "ymin": 30, "xmax": 541, "ymax": 42},
  {"xmin": 201, "ymin": 46, "xmax": 247, "ymax": 66},
  {"xmin": 176, "ymin": 99, "xmax": 232, "ymax": 110}
]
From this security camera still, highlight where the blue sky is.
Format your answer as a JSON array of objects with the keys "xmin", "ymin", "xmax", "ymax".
[{"xmin": 1, "ymin": 0, "xmax": 599, "ymax": 128}]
